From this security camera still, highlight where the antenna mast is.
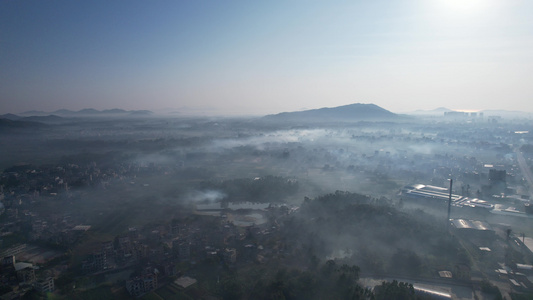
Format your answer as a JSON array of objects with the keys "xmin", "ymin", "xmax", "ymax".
[{"xmin": 447, "ymin": 178, "xmax": 453, "ymax": 230}]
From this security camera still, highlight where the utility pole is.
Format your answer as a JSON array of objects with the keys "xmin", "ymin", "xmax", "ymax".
[{"xmin": 447, "ymin": 178, "xmax": 453, "ymax": 230}]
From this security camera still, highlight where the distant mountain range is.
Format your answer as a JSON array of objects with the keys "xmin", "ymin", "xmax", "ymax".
[
  {"xmin": 263, "ymin": 103, "xmax": 403, "ymax": 122},
  {"xmin": 0, "ymin": 109, "xmax": 154, "ymax": 128},
  {"xmin": 3, "ymin": 106, "xmax": 530, "ymax": 126},
  {"xmin": 408, "ymin": 107, "xmax": 453, "ymax": 116},
  {"xmin": 18, "ymin": 108, "xmax": 153, "ymax": 117}
]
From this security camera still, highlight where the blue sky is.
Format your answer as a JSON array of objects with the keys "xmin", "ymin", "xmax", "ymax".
[{"xmin": 1, "ymin": 0, "xmax": 532, "ymax": 115}]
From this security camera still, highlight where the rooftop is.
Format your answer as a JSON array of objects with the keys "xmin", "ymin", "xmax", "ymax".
[
  {"xmin": 450, "ymin": 219, "xmax": 493, "ymax": 231},
  {"xmin": 175, "ymin": 276, "xmax": 197, "ymax": 289}
]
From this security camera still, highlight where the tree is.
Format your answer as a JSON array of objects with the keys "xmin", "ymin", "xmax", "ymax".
[
  {"xmin": 218, "ymin": 276, "xmax": 243, "ymax": 300},
  {"xmin": 480, "ymin": 280, "xmax": 502, "ymax": 300},
  {"xmin": 374, "ymin": 280, "xmax": 416, "ymax": 300},
  {"xmin": 389, "ymin": 249, "xmax": 422, "ymax": 275}
]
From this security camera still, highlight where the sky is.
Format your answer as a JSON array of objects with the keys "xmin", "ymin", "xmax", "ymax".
[{"xmin": 1, "ymin": 0, "xmax": 532, "ymax": 116}]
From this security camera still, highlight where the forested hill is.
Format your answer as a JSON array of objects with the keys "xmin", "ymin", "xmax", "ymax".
[{"xmin": 284, "ymin": 191, "xmax": 469, "ymax": 277}]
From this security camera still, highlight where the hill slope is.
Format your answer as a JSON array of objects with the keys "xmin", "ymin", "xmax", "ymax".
[
  {"xmin": 0, "ymin": 118, "xmax": 45, "ymax": 129},
  {"xmin": 264, "ymin": 103, "xmax": 400, "ymax": 122},
  {"xmin": 18, "ymin": 108, "xmax": 153, "ymax": 117}
]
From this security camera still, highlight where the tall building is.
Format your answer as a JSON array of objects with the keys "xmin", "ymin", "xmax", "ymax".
[
  {"xmin": 93, "ymin": 251, "xmax": 107, "ymax": 271},
  {"xmin": 178, "ymin": 241, "xmax": 191, "ymax": 262}
]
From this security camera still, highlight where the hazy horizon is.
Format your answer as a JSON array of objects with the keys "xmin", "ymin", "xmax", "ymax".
[
  {"xmin": 3, "ymin": 103, "xmax": 531, "ymax": 117},
  {"xmin": 2, "ymin": 1, "xmax": 533, "ymax": 116},
  {"xmin": 4, "ymin": 102, "xmax": 533, "ymax": 118}
]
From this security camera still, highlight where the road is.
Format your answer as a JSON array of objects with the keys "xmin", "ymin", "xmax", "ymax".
[
  {"xmin": 515, "ymin": 148, "xmax": 533, "ymax": 199},
  {"xmin": 359, "ymin": 274, "xmax": 473, "ymax": 299}
]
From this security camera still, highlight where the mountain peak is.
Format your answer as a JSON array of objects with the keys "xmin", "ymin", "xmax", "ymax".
[{"xmin": 264, "ymin": 103, "xmax": 400, "ymax": 123}]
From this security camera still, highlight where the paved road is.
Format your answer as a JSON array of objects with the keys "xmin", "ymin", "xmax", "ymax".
[
  {"xmin": 515, "ymin": 148, "xmax": 533, "ymax": 198},
  {"xmin": 359, "ymin": 274, "xmax": 474, "ymax": 299}
]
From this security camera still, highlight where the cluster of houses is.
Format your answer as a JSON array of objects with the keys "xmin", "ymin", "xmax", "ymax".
[
  {"xmin": 0, "ymin": 156, "xmax": 296, "ymax": 298},
  {"xmin": 75, "ymin": 208, "xmax": 287, "ymax": 297},
  {"xmin": 0, "ymin": 255, "xmax": 54, "ymax": 298}
]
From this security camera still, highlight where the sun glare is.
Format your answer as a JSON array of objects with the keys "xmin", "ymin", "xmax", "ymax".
[
  {"xmin": 440, "ymin": 0, "xmax": 487, "ymax": 13},
  {"xmin": 430, "ymin": 0, "xmax": 499, "ymax": 27}
]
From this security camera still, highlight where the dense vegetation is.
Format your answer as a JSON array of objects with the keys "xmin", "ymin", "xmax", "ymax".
[{"xmin": 281, "ymin": 191, "xmax": 468, "ymax": 276}]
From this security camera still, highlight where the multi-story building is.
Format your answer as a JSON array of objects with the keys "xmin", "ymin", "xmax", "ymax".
[
  {"xmin": 15, "ymin": 262, "xmax": 35, "ymax": 284},
  {"xmin": 126, "ymin": 271, "xmax": 158, "ymax": 297},
  {"xmin": 93, "ymin": 251, "xmax": 107, "ymax": 271},
  {"xmin": 175, "ymin": 240, "xmax": 190, "ymax": 262},
  {"xmin": 101, "ymin": 241, "xmax": 114, "ymax": 258},
  {"xmin": 34, "ymin": 277, "xmax": 54, "ymax": 294}
]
